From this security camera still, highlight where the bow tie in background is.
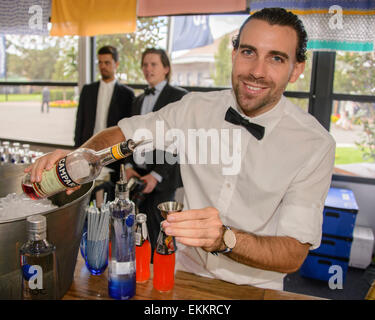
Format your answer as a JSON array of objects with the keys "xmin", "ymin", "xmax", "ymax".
[
  {"xmin": 225, "ymin": 107, "xmax": 265, "ymax": 140},
  {"xmin": 144, "ymin": 87, "xmax": 156, "ymax": 95}
]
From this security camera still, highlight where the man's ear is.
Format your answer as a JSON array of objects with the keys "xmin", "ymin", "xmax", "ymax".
[
  {"xmin": 289, "ymin": 61, "xmax": 305, "ymax": 83},
  {"xmin": 232, "ymin": 48, "xmax": 237, "ymax": 64}
]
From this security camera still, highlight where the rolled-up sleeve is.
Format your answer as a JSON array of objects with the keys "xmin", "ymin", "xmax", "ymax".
[{"xmin": 276, "ymin": 138, "xmax": 336, "ymax": 249}]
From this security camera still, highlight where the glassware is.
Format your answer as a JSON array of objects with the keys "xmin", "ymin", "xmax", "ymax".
[
  {"xmin": 0, "ymin": 141, "xmax": 10, "ymax": 164},
  {"xmin": 11, "ymin": 142, "xmax": 20, "ymax": 164},
  {"xmin": 153, "ymin": 201, "xmax": 183, "ymax": 292},
  {"xmin": 22, "ymin": 139, "xmax": 149, "ymax": 199},
  {"xmin": 135, "ymin": 213, "xmax": 151, "ymax": 283},
  {"xmin": 85, "ymin": 203, "xmax": 110, "ymax": 275},
  {"xmin": 20, "ymin": 215, "xmax": 58, "ymax": 300},
  {"xmin": 108, "ymin": 166, "xmax": 136, "ymax": 300},
  {"xmin": 21, "ymin": 144, "xmax": 31, "ymax": 164}
]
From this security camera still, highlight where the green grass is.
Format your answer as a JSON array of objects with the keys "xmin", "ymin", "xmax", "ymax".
[
  {"xmin": 335, "ymin": 146, "xmax": 372, "ymax": 165},
  {"xmin": 0, "ymin": 94, "xmax": 42, "ymax": 102}
]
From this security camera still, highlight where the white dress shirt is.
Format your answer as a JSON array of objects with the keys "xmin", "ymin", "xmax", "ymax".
[
  {"xmin": 93, "ymin": 79, "xmax": 116, "ymax": 135},
  {"xmin": 118, "ymin": 89, "xmax": 336, "ymax": 290},
  {"xmin": 133, "ymin": 80, "xmax": 167, "ymax": 182},
  {"xmin": 141, "ymin": 80, "xmax": 167, "ymax": 115}
]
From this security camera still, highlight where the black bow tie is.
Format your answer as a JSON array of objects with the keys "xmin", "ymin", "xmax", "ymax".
[
  {"xmin": 144, "ymin": 87, "xmax": 155, "ymax": 95},
  {"xmin": 225, "ymin": 107, "xmax": 265, "ymax": 140}
]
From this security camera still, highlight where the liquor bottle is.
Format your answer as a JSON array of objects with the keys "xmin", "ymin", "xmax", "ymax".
[
  {"xmin": 0, "ymin": 141, "xmax": 10, "ymax": 164},
  {"xmin": 135, "ymin": 213, "xmax": 151, "ymax": 282},
  {"xmin": 21, "ymin": 144, "xmax": 31, "ymax": 164},
  {"xmin": 11, "ymin": 142, "xmax": 21, "ymax": 164},
  {"xmin": 22, "ymin": 139, "xmax": 147, "ymax": 200},
  {"xmin": 108, "ymin": 166, "xmax": 136, "ymax": 300},
  {"xmin": 20, "ymin": 214, "xmax": 58, "ymax": 300},
  {"xmin": 153, "ymin": 222, "xmax": 176, "ymax": 292}
]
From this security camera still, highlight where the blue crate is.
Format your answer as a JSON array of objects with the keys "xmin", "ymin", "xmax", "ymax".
[
  {"xmin": 322, "ymin": 188, "xmax": 359, "ymax": 238},
  {"xmin": 322, "ymin": 208, "xmax": 357, "ymax": 238},
  {"xmin": 311, "ymin": 234, "xmax": 352, "ymax": 258},
  {"xmin": 300, "ymin": 253, "xmax": 349, "ymax": 282},
  {"xmin": 325, "ymin": 188, "xmax": 358, "ymax": 211}
]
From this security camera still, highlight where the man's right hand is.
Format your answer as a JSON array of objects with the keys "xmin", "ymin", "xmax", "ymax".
[
  {"xmin": 125, "ymin": 167, "xmax": 141, "ymax": 181},
  {"xmin": 24, "ymin": 149, "xmax": 71, "ymax": 183}
]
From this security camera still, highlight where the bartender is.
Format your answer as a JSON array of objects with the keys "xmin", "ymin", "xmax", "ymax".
[{"xmin": 26, "ymin": 8, "xmax": 335, "ymax": 290}]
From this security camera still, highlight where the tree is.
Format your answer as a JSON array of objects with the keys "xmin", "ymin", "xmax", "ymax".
[
  {"xmin": 212, "ymin": 34, "xmax": 231, "ymax": 87},
  {"xmin": 96, "ymin": 17, "xmax": 168, "ymax": 83},
  {"xmin": 6, "ymin": 35, "xmax": 77, "ymax": 81}
]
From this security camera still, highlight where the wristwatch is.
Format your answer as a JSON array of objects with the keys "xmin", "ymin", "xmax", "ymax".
[{"xmin": 211, "ymin": 225, "xmax": 236, "ymax": 255}]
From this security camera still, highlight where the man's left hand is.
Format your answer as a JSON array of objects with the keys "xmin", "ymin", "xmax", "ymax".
[
  {"xmin": 162, "ymin": 207, "xmax": 225, "ymax": 253},
  {"xmin": 140, "ymin": 174, "xmax": 158, "ymax": 194}
]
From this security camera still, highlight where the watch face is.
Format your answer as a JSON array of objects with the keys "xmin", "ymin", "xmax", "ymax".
[{"xmin": 223, "ymin": 229, "xmax": 236, "ymax": 249}]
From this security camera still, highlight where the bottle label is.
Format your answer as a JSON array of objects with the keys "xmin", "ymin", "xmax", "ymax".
[
  {"xmin": 112, "ymin": 261, "xmax": 135, "ymax": 275},
  {"xmin": 110, "ymin": 143, "xmax": 126, "ymax": 161},
  {"xmin": 33, "ymin": 157, "xmax": 78, "ymax": 197}
]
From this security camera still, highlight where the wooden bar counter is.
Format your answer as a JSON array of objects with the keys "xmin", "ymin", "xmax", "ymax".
[{"xmin": 63, "ymin": 254, "xmax": 323, "ymax": 300}]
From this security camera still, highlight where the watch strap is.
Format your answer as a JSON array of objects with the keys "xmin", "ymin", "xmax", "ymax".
[{"xmin": 211, "ymin": 225, "xmax": 232, "ymax": 255}]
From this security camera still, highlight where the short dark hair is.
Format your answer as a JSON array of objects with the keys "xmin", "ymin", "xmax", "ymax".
[
  {"xmin": 141, "ymin": 48, "xmax": 171, "ymax": 82},
  {"xmin": 232, "ymin": 8, "xmax": 308, "ymax": 63},
  {"xmin": 98, "ymin": 45, "xmax": 119, "ymax": 63}
]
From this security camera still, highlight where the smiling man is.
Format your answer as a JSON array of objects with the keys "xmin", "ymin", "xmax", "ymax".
[{"xmin": 26, "ymin": 8, "xmax": 335, "ymax": 290}]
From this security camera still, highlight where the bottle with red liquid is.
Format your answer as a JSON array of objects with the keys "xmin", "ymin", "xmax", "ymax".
[
  {"xmin": 21, "ymin": 139, "xmax": 148, "ymax": 199},
  {"xmin": 135, "ymin": 213, "xmax": 151, "ymax": 283},
  {"xmin": 152, "ymin": 222, "xmax": 176, "ymax": 292}
]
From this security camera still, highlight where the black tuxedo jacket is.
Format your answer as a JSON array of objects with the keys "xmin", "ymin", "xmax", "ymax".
[
  {"xmin": 74, "ymin": 81, "xmax": 134, "ymax": 147},
  {"xmin": 129, "ymin": 83, "xmax": 188, "ymax": 192}
]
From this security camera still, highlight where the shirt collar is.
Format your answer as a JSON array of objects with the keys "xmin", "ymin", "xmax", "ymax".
[
  {"xmin": 100, "ymin": 79, "xmax": 116, "ymax": 87},
  {"xmin": 149, "ymin": 80, "xmax": 167, "ymax": 93}
]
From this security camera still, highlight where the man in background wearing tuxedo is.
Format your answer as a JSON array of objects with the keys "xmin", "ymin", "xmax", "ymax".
[
  {"xmin": 126, "ymin": 48, "xmax": 187, "ymax": 258},
  {"xmin": 74, "ymin": 45, "xmax": 134, "ymax": 190}
]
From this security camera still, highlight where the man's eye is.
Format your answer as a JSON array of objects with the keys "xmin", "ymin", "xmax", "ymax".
[
  {"xmin": 242, "ymin": 49, "xmax": 253, "ymax": 56},
  {"xmin": 273, "ymin": 56, "xmax": 284, "ymax": 63}
]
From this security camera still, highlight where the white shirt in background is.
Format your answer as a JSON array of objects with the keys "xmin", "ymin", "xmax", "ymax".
[{"xmin": 93, "ymin": 79, "xmax": 116, "ymax": 135}]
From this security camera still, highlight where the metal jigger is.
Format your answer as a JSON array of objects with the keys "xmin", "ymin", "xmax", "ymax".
[
  {"xmin": 157, "ymin": 201, "xmax": 184, "ymax": 219},
  {"xmin": 156, "ymin": 201, "xmax": 184, "ymax": 255}
]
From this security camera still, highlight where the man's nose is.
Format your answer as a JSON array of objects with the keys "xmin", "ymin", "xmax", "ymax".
[{"xmin": 248, "ymin": 57, "xmax": 267, "ymax": 79}]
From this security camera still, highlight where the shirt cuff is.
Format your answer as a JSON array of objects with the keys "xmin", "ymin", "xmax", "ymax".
[
  {"xmin": 150, "ymin": 171, "xmax": 163, "ymax": 183},
  {"xmin": 124, "ymin": 163, "xmax": 133, "ymax": 170}
]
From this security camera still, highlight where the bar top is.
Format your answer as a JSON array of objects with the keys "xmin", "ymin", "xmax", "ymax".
[{"xmin": 63, "ymin": 254, "xmax": 324, "ymax": 300}]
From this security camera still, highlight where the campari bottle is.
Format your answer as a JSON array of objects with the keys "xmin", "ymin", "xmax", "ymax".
[{"xmin": 22, "ymin": 139, "xmax": 147, "ymax": 199}]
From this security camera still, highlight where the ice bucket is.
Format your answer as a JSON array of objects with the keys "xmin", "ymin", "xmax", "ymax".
[{"xmin": 0, "ymin": 164, "xmax": 94, "ymax": 299}]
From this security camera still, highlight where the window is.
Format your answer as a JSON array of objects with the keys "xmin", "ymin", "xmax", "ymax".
[
  {"xmin": 4, "ymin": 35, "xmax": 78, "ymax": 82},
  {"xmin": 0, "ymin": 34, "xmax": 78, "ymax": 146},
  {"xmin": 334, "ymin": 51, "xmax": 375, "ymax": 96},
  {"xmin": 331, "ymin": 51, "xmax": 375, "ymax": 179}
]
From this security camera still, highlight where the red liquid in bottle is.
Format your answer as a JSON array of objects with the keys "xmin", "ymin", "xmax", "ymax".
[
  {"xmin": 153, "ymin": 251, "xmax": 175, "ymax": 292},
  {"xmin": 136, "ymin": 239, "xmax": 151, "ymax": 282},
  {"xmin": 21, "ymin": 184, "xmax": 41, "ymax": 200}
]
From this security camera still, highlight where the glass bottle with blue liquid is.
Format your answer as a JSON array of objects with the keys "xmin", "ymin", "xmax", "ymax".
[
  {"xmin": 20, "ymin": 214, "xmax": 58, "ymax": 300},
  {"xmin": 108, "ymin": 165, "xmax": 136, "ymax": 300}
]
